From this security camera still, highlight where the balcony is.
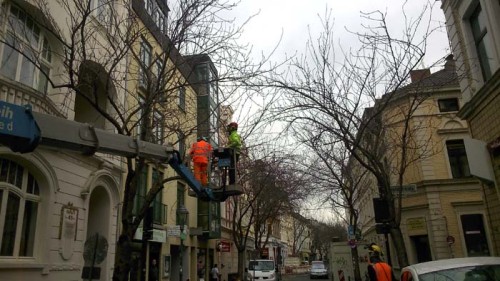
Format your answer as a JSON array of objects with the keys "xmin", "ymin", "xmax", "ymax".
[{"xmin": 0, "ymin": 76, "xmax": 64, "ymax": 117}]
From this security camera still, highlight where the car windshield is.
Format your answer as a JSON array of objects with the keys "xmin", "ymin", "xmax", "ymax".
[
  {"xmin": 311, "ymin": 263, "xmax": 325, "ymax": 269},
  {"xmin": 249, "ymin": 261, "xmax": 274, "ymax": 271},
  {"xmin": 419, "ymin": 264, "xmax": 500, "ymax": 281}
]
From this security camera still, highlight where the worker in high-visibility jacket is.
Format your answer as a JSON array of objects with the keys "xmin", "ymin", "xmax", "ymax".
[
  {"xmin": 366, "ymin": 243, "xmax": 396, "ymax": 281},
  {"xmin": 227, "ymin": 122, "xmax": 241, "ymax": 185},
  {"xmin": 190, "ymin": 136, "xmax": 213, "ymax": 186}
]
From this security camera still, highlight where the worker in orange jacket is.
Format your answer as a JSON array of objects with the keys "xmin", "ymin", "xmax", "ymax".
[
  {"xmin": 190, "ymin": 137, "xmax": 213, "ymax": 186},
  {"xmin": 366, "ymin": 243, "xmax": 397, "ymax": 281}
]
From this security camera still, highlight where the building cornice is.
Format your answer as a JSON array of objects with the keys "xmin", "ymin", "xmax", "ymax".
[{"xmin": 458, "ymin": 68, "xmax": 500, "ymax": 120}]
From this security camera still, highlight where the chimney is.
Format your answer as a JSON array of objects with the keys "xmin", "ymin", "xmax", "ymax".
[
  {"xmin": 444, "ymin": 54, "xmax": 455, "ymax": 71},
  {"xmin": 410, "ymin": 69, "xmax": 431, "ymax": 83}
]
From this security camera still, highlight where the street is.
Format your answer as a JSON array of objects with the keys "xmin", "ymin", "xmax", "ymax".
[{"xmin": 283, "ymin": 273, "xmax": 333, "ymax": 281}]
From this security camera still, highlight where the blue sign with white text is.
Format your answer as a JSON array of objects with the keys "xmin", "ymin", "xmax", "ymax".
[{"xmin": 0, "ymin": 101, "xmax": 40, "ymax": 153}]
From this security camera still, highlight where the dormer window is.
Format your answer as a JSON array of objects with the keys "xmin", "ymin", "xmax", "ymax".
[{"xmin": 438, "ymin": 98, "xmax": 459, "ymax": 112}]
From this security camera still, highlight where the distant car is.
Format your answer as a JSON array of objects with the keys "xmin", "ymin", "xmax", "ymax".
[
  {"xmin": 310, "ymin": 261, "xmax": 328, "ymax": 279},
  {"xmin": 400, "ymin": 257, "xmax": 500, "ymax": 281}
]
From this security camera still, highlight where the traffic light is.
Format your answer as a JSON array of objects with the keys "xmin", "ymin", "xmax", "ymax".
[{"xmin": 143, "ymin": 206, "xmax": 153, "ymax": 240}]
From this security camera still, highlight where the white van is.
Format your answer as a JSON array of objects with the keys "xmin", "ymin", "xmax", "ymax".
[{"xmin": 247, "ymin": 260, "xmax": 276, "ymax": 281}]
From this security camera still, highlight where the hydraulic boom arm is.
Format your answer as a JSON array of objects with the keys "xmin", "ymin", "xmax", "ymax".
[{"xmin": 0, "ymin": 101, "xmax": 218, "ymax": 200}]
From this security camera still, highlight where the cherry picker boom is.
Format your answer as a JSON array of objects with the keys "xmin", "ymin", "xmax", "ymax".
[{"xmin": 0, "ymin": 100, "xmax": 241, "ymax": 202}]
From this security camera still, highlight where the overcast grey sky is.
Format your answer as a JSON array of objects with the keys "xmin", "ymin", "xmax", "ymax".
[
  {"xmin": 231, "ymin": 0, "xmax": 450, "ymax": 69},
  {"xmin": 224, "ymin": 0, "xmax": 450, "ymax": 220}
]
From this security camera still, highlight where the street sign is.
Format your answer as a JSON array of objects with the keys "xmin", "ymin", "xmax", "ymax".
[
  {"xmin": 347, "ymin": 225, "xmax": 355, "ymax": 240},
  {"xmin": 83, "ymin": 233, "xmax": 108, "ymax": 265},
  {"xmin": 0, "ymin": 101, "xmax": 40, "ymax": 153},
  {"xmin": 447, "ymin": 235, "xmax": 455, "ymax": 245},
  {"xmin": 167, "ymin": 225, "xmax": 181, "ymax": 237},
  {"xmin": 348, "ymin": 239, "xmax": 357, "ymax": 249},
  {"xmin": 390, "ymin": 184, "xmax": 417, "ymax": 194}
]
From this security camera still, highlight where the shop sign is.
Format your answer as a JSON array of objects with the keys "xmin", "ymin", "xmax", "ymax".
[{"xmin": 220, "ymin": 241, "xmax": 231, "ymax": 252}]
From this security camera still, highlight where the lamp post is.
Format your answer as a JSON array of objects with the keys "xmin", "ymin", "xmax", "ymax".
[{"xmin": 177, "ymin": 205, "xmax": 189, "ymax": 281}]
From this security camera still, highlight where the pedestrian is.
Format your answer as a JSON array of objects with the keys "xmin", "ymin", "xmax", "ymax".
[
  {"xmin": 198, "ymin": 260, "xmax": 206, "ymax": 281},
  {"xmin": 211, "ymin": 264, "xmax": 220, "ymax": 281},
  {"xmin": 189, "ymin": 136, "xmax": 213, "ymax": 186},
  {"xmin": 149, "ymin": 258, "xmax": 159, "ymax": 281},
  {"xmin": 226, "ymin": 122, "xmax": 241, "ymax": 185},
  {"xmin": 366, "ymin": 243, "xmax": 396, "ymax": 281}
]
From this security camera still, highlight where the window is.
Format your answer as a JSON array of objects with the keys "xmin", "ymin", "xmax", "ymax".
[
  {"xmin": 178, "ymin": 85, "xmax": 186, "ymax": 110},
  {"xmin": 133, "ymin": 167, "xmax": 147, "ymax": 216},
  {"xmin": 139, "ymin": 39, "xmax": 152, "ymax": 88},
  {"xmin": 145, "ymin": 0, "xmax": 154, "ymax": 15},
  {"xmin": 438, "ymin": 98, "xmax": 459, "ymax": 112},
  {"xmin": 144, "ymin": 0, "xmax": 167, "ymax": 33},
  {"xmin": 461, "ymin": 214, "xmax": 490, "ymax": 256},
  {"xmin": 446, "ymin": 139, "xmax": 471, "ymax": 178},
  {"xmin": 93, "ymin": 0, "xmax": 112, "ymax": 24},
  {"xmin": 136, "ymin": 95, "xmax": 145, "ymax": 136},
  {"xmin": 152, "ymin": 169, "xmax": 166, "ymax": 224},
  {"xmin": 0, "ymin": 158, "xmax": 40, "ymax": 257},
  {"xmin": 470, "ymin": 4, "xmax": 493, "ymax": 81},
  {"xmin": 177, "ymin": 132, "xmax": 186, "ymax": 157},
  {"xmin": 176, "ymin": 182, "xmax": 185, "ymax": 225},
  {"xmin": 0, "ymin": 5, "xmax": 52, "ymax": 93},
  {"xmin": 152, "ymin": 110, "xmax": 164, "ymax": 144},
  {"xmin": 155, "ymin": 59, "xmax": 163, "ymax": 81}
]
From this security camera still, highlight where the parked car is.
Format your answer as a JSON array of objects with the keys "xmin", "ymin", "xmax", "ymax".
[
  {"xmin": 310, "ymin": 261, "xmax": 329, "ymax": 279},
  {"xmin": 400, "ymin": 257, "xmax": 500, "ymax": 281}
]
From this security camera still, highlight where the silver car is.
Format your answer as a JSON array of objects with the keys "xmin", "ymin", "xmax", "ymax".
[
  {"xmin": 310, "ymin": 261, "xmax": 328, "ymax": 279},
  {"xmin": 400, "ymin": 257, "xmax": 500, "ymax": 281}
]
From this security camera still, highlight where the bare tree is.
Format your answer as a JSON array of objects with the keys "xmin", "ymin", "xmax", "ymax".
[
  {"xmin": 309, "ymin": 221, "xmax": 346, "ymax": 262},
  {"xmin": 230, "ymin": 150, "xmax": 308, "ymax": 279},
  {"xmin": 264, "ymin": 3, "xmax": 450, "ymax": 270},
  {"xmin": 288, "ymin": 213, "xmax": 310, "ymax": 257},
  {"xmin": 296, "ymin": 134, "xmax": 373, "ymax": 281},
  {"xmin": 0, "ymin": 0, "xmax": 284, "ymax": 280}
]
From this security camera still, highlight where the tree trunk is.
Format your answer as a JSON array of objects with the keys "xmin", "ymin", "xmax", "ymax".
[
  {"xmin": 112, "ymin": 232, "xmax": 134, "ymax": 281},
  {"xmin": 390, "ymin": 226, "xmax": 408, "ymax": 268},
  {"xmin": 351, "ymin": 247, "xmax": 362, "ymax": 281},
  {"xmin": 237, "ymin": 249, "xmax": 248, "ymax": 280}
]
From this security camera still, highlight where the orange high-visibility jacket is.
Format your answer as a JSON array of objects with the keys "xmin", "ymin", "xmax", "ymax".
[
  {"xmin": 372, "ymin": 262, "xmax": 393, "ymax": 281},
  {"xmin": 190, "ymin": 141, "xmax": 212, "ymax": 164}
]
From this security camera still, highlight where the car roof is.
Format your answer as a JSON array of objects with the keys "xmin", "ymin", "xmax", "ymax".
[{"xmin": 403, "ymin": 257, "xmax": 500, "ymax": 275}]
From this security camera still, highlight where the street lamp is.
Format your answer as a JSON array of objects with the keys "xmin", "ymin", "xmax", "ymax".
[{"xmin": 177, "ymin": 205, "xmax": 189, "ymax": 281}]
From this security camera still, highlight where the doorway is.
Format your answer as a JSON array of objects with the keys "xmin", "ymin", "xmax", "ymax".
[
  {"xmin": 410, "ymin": 235, "xmax": 432, "ymax": 263},
  {"xmin": 461, "ymin": 214, "xmax": 490, "ymax": 256}
]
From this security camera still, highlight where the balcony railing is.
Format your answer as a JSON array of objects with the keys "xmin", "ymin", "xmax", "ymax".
[{"xmin": 0, "ymin": 76, "xmax": 64, "ymax": 117}]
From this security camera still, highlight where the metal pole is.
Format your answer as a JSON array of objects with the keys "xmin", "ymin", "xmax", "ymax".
[
  {"xmin": 384, "ymin": 232, "xmax": 392, "ymax": 266},
  {"xmin": 89, "ymin": 232, "xmax": 99, "ymax": 281},
  {"xmin": 180, "ymin": 226, "xmax": 184, "ymax": 281}
]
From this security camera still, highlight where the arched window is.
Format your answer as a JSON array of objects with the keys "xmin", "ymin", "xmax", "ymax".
[
  {"xmin": 0, "ymin": 158, "xmax": 40, "ymax": 257},
  {"xmin": 0, "ymin": 4, "xmax": 52, "ymax": 94}
]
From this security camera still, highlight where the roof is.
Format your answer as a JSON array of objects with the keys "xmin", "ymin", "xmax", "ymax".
[
  {"xmin": 403, "ymin": 257, "xmax": 500, "ymax": 275},
  {"xmin": 383, "ymin": 56, "xmax": 460, "ymax": 103},
  {"xmin": 400, "ymin": 66, "xmax": 459, "ymax": 92}
]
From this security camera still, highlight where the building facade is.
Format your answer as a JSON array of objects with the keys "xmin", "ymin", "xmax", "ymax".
[
  {"xmin": 0, "ymin": 0, "xmax": 126, "ymax": 280},
  {"xmin": 355, "ymin": 57, "xmax": 491, "ymax": 267},
  {"xmin": 441, "ymin": 0, "xmax": 500, "ymax": 255}
]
